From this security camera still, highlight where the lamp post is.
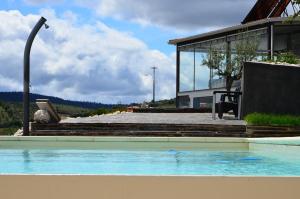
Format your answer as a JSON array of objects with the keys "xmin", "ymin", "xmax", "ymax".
[
  {"xmin": 151, "ymin": 66, "xmax": 157, "ymax": 104},
  {"xmin": 23, "ymin": 17, "xmax": 48, "ymax": 136}
]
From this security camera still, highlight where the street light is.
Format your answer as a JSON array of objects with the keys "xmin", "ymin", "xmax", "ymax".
[
  {"xmin": 151, "ymin": 66, "xmax": 157, "ymax": 104},
  {"xmin": 23, "ymin": 17, "xmax": 48, "ymax": 136}
]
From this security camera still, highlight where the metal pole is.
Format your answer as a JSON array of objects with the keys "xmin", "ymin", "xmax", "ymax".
[
  {"xmin": 268, "ymin": 23, "xmax": 274, "ymax": 60},
  {"xmin": 23, "ymin": 17, "xmax": 48, "ymax": 136},
  {"xmin": 193, "ymin": 48, "xmax": 195, "ymax": 91},
  {"xmin": 176, "ymin": 46, "xmax": 180, "ymax": 108},
  {"xmin": 151, "ymin": 67, "xmax": 157, "ymax": 104},
  {"xmin": 212, "ymin": 93, "xmax": 216, "ymax": 120},
  {"xmin": 238, "ymin": 94, "xmax": 242, "ymax": 120},
  {"xmin": 270, "ymin": 24, "xmax": 274, "ymax": 59}
]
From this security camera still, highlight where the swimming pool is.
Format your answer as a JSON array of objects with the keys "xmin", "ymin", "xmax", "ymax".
[
  {"xmin": 1, "ymin": 137, "xmax": 300, "ymax": 176},
  {"xmin": 0, "ymin": 149, "xmax": 300, "ymax": 176},
  {"xmin": 1, "ymin": 136, "xmax": 300, "ymax": 199}
]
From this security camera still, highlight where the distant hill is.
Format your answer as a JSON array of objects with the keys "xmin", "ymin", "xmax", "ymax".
[{"xmin": 0, "ymin": 92, "xmax": 113, "ymax": 109}]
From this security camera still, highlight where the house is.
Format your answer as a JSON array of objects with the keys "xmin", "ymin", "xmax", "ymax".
[{"xmin": 169, "ymin": 0, "xmax": 300, "ymax": 109}]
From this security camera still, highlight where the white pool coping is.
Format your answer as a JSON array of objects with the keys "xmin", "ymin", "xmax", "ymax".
[
  {"xmin": 1, "ymin": 136, "xmax": 300, "ymax": 152},
  {"xmin": 1, "ymin": 136, "xmax": 300, "ymax": 144}
]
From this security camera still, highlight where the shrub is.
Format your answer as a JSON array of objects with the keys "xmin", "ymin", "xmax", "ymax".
[
  {"xmin": 276, "ymin": 52, "xmax": 299, "ymax": 64},
  {"xmin": 245, "ymin": 113, "xmax": 300, "ymax": 126}
]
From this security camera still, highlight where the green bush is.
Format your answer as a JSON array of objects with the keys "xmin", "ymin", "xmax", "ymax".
[
  {"xmin": 0, "ymin": 128, "xmax": 19, "ymax": 135},
  {"xmin": 276, "ymin": 52, "xmax": 299, "ymax": 64},
  {"xmin": 245, "ymin": 113, "xmax": 300, "ymax": 126},
  {"xmin": 262, "ymin": 52, "xmax": 300, "ymax": 65},
  {"xmin": 0, "ymin": 101, "xmax": 22, "ymax": 128}
]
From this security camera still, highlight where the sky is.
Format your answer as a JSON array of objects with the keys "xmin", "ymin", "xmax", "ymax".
[{"xmin": 0, "ymin": 0, "xmax": 256, "ymax": 104}]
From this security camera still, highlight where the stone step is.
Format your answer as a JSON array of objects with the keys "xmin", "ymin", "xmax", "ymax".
[
  {"xmin": 30, "ymin": 122, "xmax": 246, "ymax": 137},
  {"xmin": 246, "ymin": 125, "xmax": 300, "ymax": 137},
  {"xmin": 30, "ymin": 130, "xmax": 246, "ymax": 137},
  {"xmin": 32, "ymin": 123, "xmax": 245, "ymax": 132}
]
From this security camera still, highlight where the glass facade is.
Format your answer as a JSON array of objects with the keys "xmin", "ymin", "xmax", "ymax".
[
  {"xmin": 178, "ymin": 28, "xmax": 270, "ymax": 93},
  {"xmin": 274, "ymin": 25, "xmax": 300, "ymax": 56},
  {"xmin": 179, "ymin": 50, "xmax": 194, "ymax": 92},
  {"xmin": 179, "ymin": 40, "xmax": 227, "ymax": 92},
  {"xmin": 179, "ymin": 48, "xmax": 212, "ymax": 92},
  {"xmin": 195, "ymin": 51, "xmax": 210, "ymax": 90}
]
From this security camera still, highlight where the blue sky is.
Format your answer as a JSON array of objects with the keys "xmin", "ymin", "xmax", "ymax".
[{"xmin": 0, "ymin": 0, "xmax": 255, "ymax": 103}]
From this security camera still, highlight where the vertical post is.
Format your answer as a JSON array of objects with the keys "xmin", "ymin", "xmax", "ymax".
[
  {"xmin": 176, "ymin": 46, "xmax": 180, "ymax": 108},
  {"xmin": 208, "ymin": 43, "xmax": 213, "ymax": 89},
  {"xmin": 212, "ymin": 93, "xmax": 216, "ymax": 120},
  {"xmin": 209, "ymin": 68, "xmax": 213, "ymax": 89},
  {"xmin": 226, "ymin": 39, "xmax": 231, "ymax": 69},
  {"xmin": 270, "ymin": 24, "xmax": 274, "ymax": 59},
  {"xmin": 193, "ymin": 48, "xmax": 196, "ymax": 91},
  {"xmin": 23, "ymin": 17, "xmax": 48, "ymax": 136},
  {"xmin": 151, "ymin": 66, "xmax": 157, "ymax": 104},
  {"xmin": 268, "ymin": 23, "xmax": 274, "ymax": 59},
  {"xmin": 238, "ymin": 93, "xmax": 242, "ymax": 120}
]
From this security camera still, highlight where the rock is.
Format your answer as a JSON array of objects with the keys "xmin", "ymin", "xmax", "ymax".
[
  {"xmin": 14, "ymin": 129, "xmax": 23, "ymax": 136},
  {"xmin": 34, "ymin": 110, "xmax": 51, "ymax": 124}
]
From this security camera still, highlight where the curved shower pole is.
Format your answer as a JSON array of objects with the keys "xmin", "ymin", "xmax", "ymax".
[{"xmin": 23, "ymin": 17, "xmax": 48, "ymax": 136}]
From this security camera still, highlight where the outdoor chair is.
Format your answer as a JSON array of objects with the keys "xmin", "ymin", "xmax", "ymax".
[{"xmin": 212, "ymin": 88, "xmax": 242, "ymax": 120}]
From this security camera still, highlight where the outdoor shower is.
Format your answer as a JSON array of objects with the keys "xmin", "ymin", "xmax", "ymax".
[{"xmin": 23, "ymin": 17, "xmax": 48, "ymax": 136}]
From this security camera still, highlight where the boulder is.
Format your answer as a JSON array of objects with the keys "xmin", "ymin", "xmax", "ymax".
[
  {"xmin": 14, "ymin": 129, "xmax": 23, "ymax": 136},
  {"xmin": 34, "ymin": 110, "xmax": 51, "ymax": 124}
]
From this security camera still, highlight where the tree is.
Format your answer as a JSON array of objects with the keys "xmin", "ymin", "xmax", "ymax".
[{"xmin": 202, "ymin": 32, "xmax": 259, "ymax": 94}]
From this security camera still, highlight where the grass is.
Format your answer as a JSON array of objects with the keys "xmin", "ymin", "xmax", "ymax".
[
  {"xmin": 0, "ymin": 127, "xmax": 19, "ymax": 136},
  {"xmin": 245, "ymin": 113, "xmax": 300, "ymax": 126}
]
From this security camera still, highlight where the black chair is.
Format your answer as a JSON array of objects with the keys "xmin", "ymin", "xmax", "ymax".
[{"xmin": 213, "ymin": 88, "xmax": 242, "ymax": 119}]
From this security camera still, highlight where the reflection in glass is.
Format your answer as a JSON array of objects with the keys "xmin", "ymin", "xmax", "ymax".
[
  {"xmin": 179, "ymin": 50, "xmax": 194, "ymax": 92},
  {"xmin": 195, "ymin": 50, "xmax": 210, "ymax": 90}
]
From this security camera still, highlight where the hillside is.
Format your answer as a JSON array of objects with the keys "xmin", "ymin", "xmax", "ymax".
[
  {"xmin": 0, "ymin": 92, "xmax": 112, "ymax": 135},
  {"xmin": 0, "ymin": 92, "xmax": 113, "ymax": 109},
  {"xmin": 0, "ymin": 100, "xmax": 92, "ymax": 133},
  {"xmin": 0, "ymin": 92, "xmax": 132, "ymax": 135}
]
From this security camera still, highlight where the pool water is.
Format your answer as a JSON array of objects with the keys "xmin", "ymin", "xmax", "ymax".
[{"xmin": 1, "ymin": 148, "xmax": 300, "ymax": 176}]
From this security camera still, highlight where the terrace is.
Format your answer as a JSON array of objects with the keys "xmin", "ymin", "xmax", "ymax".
[{"xmin": 169, "ymin": 2, "xmax": 300, "ymax": 109}]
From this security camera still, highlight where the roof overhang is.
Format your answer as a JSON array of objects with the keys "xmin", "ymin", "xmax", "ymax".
[{"xmin": 168, "ymin": 17, "xmax": 292, "ymax": 46}]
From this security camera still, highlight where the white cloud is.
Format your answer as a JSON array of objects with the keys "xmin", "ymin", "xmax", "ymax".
[
  {"xmin": 77, "ymin": 0, "xmax": 257, "ymax": 31},
  {"xmin": 0, "ymin": 10, "xmax": 175, "ymax": 103}
]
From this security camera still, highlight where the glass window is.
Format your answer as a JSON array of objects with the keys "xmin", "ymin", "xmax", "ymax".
[
  {"xmin": 195, "ymin": 50, "xmax": 210, "ymax": 90},
  {"xmin": 273, "ymin": 25, "xmax": 300, "ymax": 56},
  {"xmin": 179, "ymin": 49, "xmax": 194, "ymax": 92}
]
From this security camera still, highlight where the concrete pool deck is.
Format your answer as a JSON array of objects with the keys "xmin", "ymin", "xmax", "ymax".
[{"xmin": 61, "ymin": 113, "xmax": 245, "ymax": 125}]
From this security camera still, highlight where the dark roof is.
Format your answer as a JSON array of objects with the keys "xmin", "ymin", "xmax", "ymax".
[
  {"xmin": 242, "ymin": 0, "xmax": 291, "ymax": 24},
  {"xmin": 169, "ymin": 17, "xmax": 286, "ymax": 46}
]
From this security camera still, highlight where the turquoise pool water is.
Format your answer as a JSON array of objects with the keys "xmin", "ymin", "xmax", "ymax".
[{"xmin": 1, "ymin": 148, "xmax": 300, "ymax": 176}]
